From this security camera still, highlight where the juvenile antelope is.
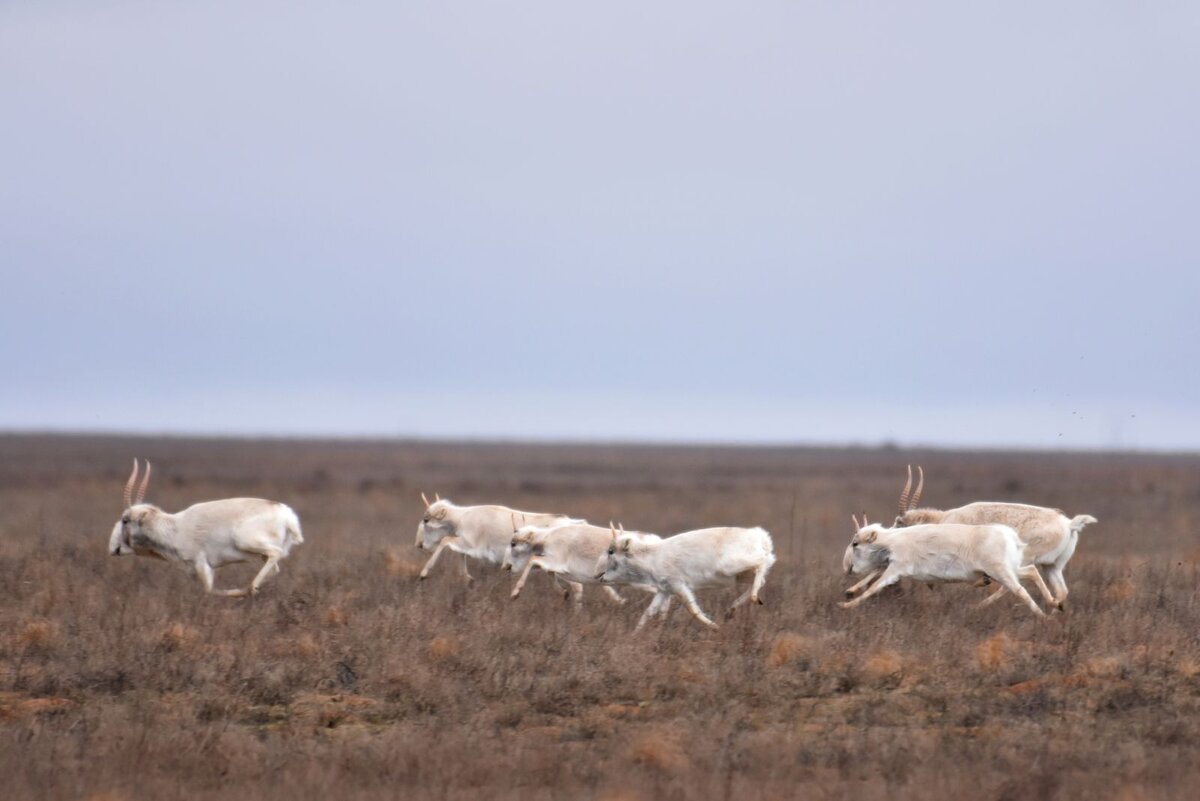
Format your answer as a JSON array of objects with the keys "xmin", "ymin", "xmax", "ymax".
[
  {"xmin": 504, "ymin": 520, "xmax": 658, "ymax": 609},
  {"xmin": 414, "ymin": 494, "xmax": 580, "ymax": 582},
  {"xmin": 841, "ymin": 516, "xmax": 1054, "ymax": 618},
  {"xmin": 595, "ymin": 524, "xmax": 775, "ymax": 631},
  {"xmin": 107, "ymin": 459, "xmax": 303, "ymax": 596}
]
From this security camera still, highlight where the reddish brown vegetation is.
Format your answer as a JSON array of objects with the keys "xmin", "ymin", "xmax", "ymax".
[{"xmin": 1, "ymin": 434, "xmax": 1199, "ymax": 799}]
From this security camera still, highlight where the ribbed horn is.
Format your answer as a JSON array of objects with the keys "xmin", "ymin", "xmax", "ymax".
[
  {"xmin": 898, "ymin": 464, "xmax": 913, "ymax": 514},
  {"xmin": 851, "ymin": 514, "xmax": 861, "ymax": 531},
  {"xmin": 134, "ymin": 460, "xmax": 152, "ymax": 505},
  {"xmin": 435, "ymin": 492, "xmax": 441, "ymax": 503},
  {"xmin": 908, "ymin": 466, "xmax": 925, "ymax": 510},
  {"xmin": 421, "ymin": 492, "xmax": 431, "ymax": 509},
  {"xmin": 123, "ymin": 459, "xmax": 139, "ymax": 509}
]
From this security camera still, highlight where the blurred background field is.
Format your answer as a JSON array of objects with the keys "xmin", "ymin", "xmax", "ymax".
[{"xmin": 3, "ymin": 434, "xmax": 1200, "ymax": 800}]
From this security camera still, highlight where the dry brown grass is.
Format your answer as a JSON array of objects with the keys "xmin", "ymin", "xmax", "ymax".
[{"xmin": 2, "ymin": 434, "xmax": 1200, "ymax": 799}]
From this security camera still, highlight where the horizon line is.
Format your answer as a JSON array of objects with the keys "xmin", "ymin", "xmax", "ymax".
[{"xmin": 2, "ymin": 427, "xmax": 1197, "ymax": 459}]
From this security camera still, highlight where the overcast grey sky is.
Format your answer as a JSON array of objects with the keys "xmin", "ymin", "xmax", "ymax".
[{"xmin": 2, "ymin": 1, "xmax": 1197, "ymax": 449}]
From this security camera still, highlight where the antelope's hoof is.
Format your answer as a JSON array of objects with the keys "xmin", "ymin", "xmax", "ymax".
[
  {"xmin": 418, "ymin": 574, "xmax": 428, "ymax": 581},
  {"xmin": 754, "ymin": 596, "xmax": 763, "ymax": 605},
  {"xmin": 839, "ymin": 601, "xmax": 854, "ymax": 609}
]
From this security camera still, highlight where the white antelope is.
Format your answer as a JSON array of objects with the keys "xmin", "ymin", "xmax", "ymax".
[
  {"xmin": 841, "ymin": 516, "xmax": 1055, "ymax": 617},
  {"xmin": 503, "ymin": 520, "xmax": 658, "ymax": 609},
  {"xmin": 414, "ymin": 494, "xmax": 580, "ymax": 582},
  {"xmin": 595, "ymin": 525, "xmax": 775, "ymax": 631},
  {"xmin": 107, "ymin": 459, "xmax": 303, "ymax": 597},
  {"xmin": 884, "ymin": 465, "xmax": 1098, "ymax": 607}
]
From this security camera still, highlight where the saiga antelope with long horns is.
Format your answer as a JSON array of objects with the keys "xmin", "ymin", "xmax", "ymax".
[
  {"xmin": 108, "ymin": 459, "xmax": 303, "ymax": 596},
  {"xmin": 895, "ymin": 465, "xmax": 1097, "ymax": 607},
  {"xmin": 846, "ymin": 465, "xmax": 1098, "ymax": 608}
]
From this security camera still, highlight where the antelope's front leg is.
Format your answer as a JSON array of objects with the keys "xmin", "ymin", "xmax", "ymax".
[
  {"xmin": 844, "ymin": 568, "xmax": 881, "ymax": 598},
  {"xmin": 511, "ymin": 558, "xmax": 545, "ymax": 599},
  {"xmin": 418, "ymin": 537, "xmax": 459, "ymax": 579},
  {"xmin": 840, "ymin": 566, "xmax": 901, "ymax": 608},
  {"xmin": 634, "ymin": 591, "xmax": 670, "ymax": 632}
]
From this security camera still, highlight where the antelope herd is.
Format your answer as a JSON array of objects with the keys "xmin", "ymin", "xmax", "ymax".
[{"xmin": 107, "ymin": 459, "xmax": 1098, "ymax": 628}]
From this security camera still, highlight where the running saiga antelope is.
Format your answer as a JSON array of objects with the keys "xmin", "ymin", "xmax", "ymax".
[
  {"xmin": 876, "ymin": 465, "xmax": 1098, "ymax": 608},
  {"xmin": 841, "ymin": 516, "xmax": 1054, "ymax": 618},
  {"xmin": 595, "ymin": 524, "xmax": 775, "ymax": 631},
  {"xmin": 107, "ymin": 459, "xmax": 303, "ymax": 596},
  {"xmin": 414, "ymin": 494, "xmax": 581, "ymax": 582}
]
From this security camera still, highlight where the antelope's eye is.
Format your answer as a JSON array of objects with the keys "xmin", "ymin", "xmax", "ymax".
[
  {"xmin": 121, "ymin": 515, "xmax": 130, "ymax": 524},
  {"xmin": 607, "ymin": 547, "xmax": 615, "ymax": 555}
]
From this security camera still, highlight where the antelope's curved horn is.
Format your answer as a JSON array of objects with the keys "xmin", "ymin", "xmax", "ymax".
[
  {"xmin": 421, "ymin": 492, "xmax": 431, "ymax": 509},
  {"xmin": 909, "ymin": 466, "xmax": 925, "ymax": 510},
  {"xmin": 123, "ymin": 459, "xmax": 139, "ymax": 509},
  {"xmin": 851, "ymin": 514, "xmax": 861, "ymax": 531},
  {"xmin": 435, "ymin": 492, "xmax": 442, "ymax": 503},
  {"xmin": 511, "ymin": 512, "xmax": 518, "ymax": 532},
  {"xmin": 609, "ymin": 521, "xmax": 617, "ymax": 541},
  {"xmin": 898, "ymin": 464, "xmax": 913, "ymax": 515},
  {"xmin": 862, "ymin": 512, "xmax": 869, "ymax": 526},
  {"xmin": 134, "ymin": 461, "xmax": 152, "ymax": 505}
]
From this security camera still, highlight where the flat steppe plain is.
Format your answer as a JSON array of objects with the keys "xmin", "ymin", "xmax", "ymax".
[{"xmin": 2, "ymin": 434, "xmax": 1199, "ymax": 800}]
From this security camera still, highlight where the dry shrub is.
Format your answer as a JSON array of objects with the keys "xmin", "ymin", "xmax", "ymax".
[
  {"xmin": 862, "ymin": 649, "xmax": 906, "ymax": 684},
  {"xmin": 16, "ymin": 620, "xmax": 58, "ymax": 652},
  {"xmin": 597, "ymin": 791, "xmax": 650, "ymax": 801},
  {"xmin": 159, "ymin": 622, "xmax": 198, "ymax": 652},
  {"xmin": 0, "ymin": 693, "xmax": 73, "ymax": 720},
  {"xmin": 324, "ymin": 606, "xmax": 348, "ymax": 627},
  {"xmin": 429, "ymin": 636, "xmax": 459, "ymax": 662},
  {"xmin": 629, "ymin": 731, "xmax": 690, "ymax": 775},
  {"xmin": 292, "ymin": 633, "xmax": 320, "ymax": 658},
  {"xmin": 1114, "ymin": 784, "xmax": 1155, "ymax": 801},
  {"xmin": 1105, "ymin": 578, "xmax": 1136, "ymax": 603},
  {"xmin": 766, "ymin": 632, "xmax": 814, "ymax": 667},
  {"xmin": 1085, "ymin": 656, "xmax": 1126, "ymax": 679},
  {"xmin": 1174, "ymin": 658, "xmax": 1200, "ymax": 679},
  {"xmin": 974, "ymin": 633, "xmax": 1015, "ymax": 672}
]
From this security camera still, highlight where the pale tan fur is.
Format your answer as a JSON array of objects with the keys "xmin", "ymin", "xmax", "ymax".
[{"xmin": 842, "ymin": 522, "xmax": 1053, "ymax": 618}]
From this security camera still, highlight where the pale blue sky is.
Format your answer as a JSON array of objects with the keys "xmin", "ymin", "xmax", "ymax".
[{"xmin": 2, "ymin": 2, "xmax": 1197, "ymax": 448}]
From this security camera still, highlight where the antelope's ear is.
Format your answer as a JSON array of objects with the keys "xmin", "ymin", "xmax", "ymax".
[
  {"xmin": 620, "ymin": 538, "xmax": 633, "ymax": 553},
  {"xmin": 434, "ymin": 508, "xmax": 447, "ymax": 521},
  {"xmin": 860, "ymin": 528, "xmax": 878, "ymax": 545}
]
